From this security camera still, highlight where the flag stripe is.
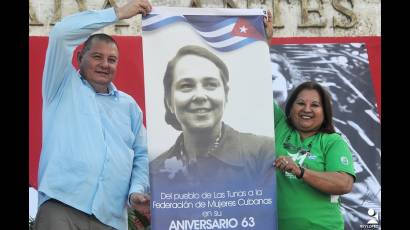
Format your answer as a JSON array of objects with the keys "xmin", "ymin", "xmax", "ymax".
[
  {"xmin": 142, "ymin": 14, "xmax": 173, "ymax": 26},
  {"xmin": 200, "ymin": 32, "xmax": 235, "ymax": 43},
  {"xmin": 194, "ymin": 23, "xmax": 235, "ymax": 38},
  {"xmin": 211, "ymin": 38, "xmax": 257, "ymax": 52},
  {"xmin": 208, "ymin": 36, "xmax": 248, "ymax": 48},
  {"xmin": 186, "ymin": 16, "xmax": 237, "ymax": 32},
  {"xmin": 142, "ymin": 15, "xmax": 186, "ymax": 31}
]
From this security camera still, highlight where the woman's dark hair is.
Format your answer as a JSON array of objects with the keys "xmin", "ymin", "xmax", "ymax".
[
  {"xmin": 285, "ymin": 81, "xmax": 335, "ymax": 134},
  {"xmin": 163, "ymin": 45, "xmax": 229, "ymax": 131}
]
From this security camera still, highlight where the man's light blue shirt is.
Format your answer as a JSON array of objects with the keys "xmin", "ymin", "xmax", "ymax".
[{"xmin": 37, "ymin": 8, "xmax": 148, "ymax": 230}]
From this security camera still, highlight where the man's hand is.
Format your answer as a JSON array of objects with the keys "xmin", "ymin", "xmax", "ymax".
[
  {"xmin": 264, "ymin": 10, "xmax": 273, "ymax": 42},
  {"xmin": 130, "ymin": 192, "xmax": 151, "ymax": 219},
  {"xmin": 117, "ymin": 0, "xmax": 152, "ymax": 20}
]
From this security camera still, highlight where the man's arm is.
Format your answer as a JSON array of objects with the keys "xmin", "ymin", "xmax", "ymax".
[
  {"xmin": 42, "ymin": 0, "xmax": 152, "ymax": 104},
  {"xmin": 127, "ymin": 100, "xmax": 150, "ymax": 212},
  {"xmin": 42, "ymin": 8, "xmax": 118, "ymax": 104},
  {"xmin": 115, "ymin": 0, "xmax": 152, "ymax": 19},
  {"xmin": 128, "ymin": 123, "xmax": 151, "ymax": 216},
  {"xmin": 128, "ymin": 120, "xmax": 149, "ymax": 197}
]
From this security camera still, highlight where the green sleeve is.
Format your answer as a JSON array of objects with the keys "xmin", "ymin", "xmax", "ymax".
[
  {"xmin": 324, "ymin": 134, "xmax": 356, "ymax": 181},
  {"xmin": 273, "ymin": 101, "xmax": 286, "ymax": 127}
]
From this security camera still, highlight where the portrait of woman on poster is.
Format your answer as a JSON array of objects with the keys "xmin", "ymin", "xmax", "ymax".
[
  {"xmin": 150, "ymin": 45, "xmax": 274, "ymax": 189},
  {"xmin": 273, "ymin": 81, "xmax": 356, "ymax": 230}
]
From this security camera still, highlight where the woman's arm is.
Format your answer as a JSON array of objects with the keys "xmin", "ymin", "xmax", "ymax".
[
  {"xmin": 275, "ymin": 157, "xmax": 354, "ymax": 195},
  {"xmin": 275, "ymin": 133, "xmax": 355, "ymax": 195},
  {"xmin": 297, "ymin": 167, "xmax": 353, "ymax": 195}
]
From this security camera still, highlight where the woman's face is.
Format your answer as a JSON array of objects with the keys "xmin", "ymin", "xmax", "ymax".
[
  {"xmin": 168, "ymin": 55, "xmax": 226, "ymax": 132},
  {"xmin": 290, "ymin": 89, "xmax": 324, "ymax": 137}
]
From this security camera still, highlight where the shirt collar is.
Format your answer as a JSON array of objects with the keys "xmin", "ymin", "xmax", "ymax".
[
  {"xmin": 99, "ymin": 83, "xmax": 118, "ymax": 97},
  {"xmin": 209, "ymin": 123, "xmax": 244, "ymax": 167},
  {"xmin": 168, "ymin": 123, "xmax": 245, "ymax": 167},
  {"xmin": 79, "ymin": 73, "xmax": 119, "ymax": 98}
]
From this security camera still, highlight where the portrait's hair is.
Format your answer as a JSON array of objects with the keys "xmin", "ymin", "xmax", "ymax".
[
  {"xmin": 77, "ymin": 33, "xmax": 119, "ymax": 63},
  {"xmin": 269, "ymin": 48, "xmax": 301, "ymax": 86},
  {"xmin": 163, "ymin": 45, "xmax": 229, "ymax": 130},
  {"xmin": 285, "ymin": 81, "xmax": 335, "ymax": 134}
]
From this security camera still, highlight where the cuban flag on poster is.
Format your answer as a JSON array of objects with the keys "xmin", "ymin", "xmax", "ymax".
[{"xmin": 142, "ymin": 7, "xmax": 267, "ymax": 52}]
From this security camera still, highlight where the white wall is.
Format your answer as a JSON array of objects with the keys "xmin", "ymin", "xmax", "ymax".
[{"xmin": 29, "ymin": 0, "xmax": 381, "ymax": 36}]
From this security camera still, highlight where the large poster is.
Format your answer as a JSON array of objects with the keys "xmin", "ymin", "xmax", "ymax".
[
  {"xmin": 269, "ymin": 43, "xmax": 381, "ymax": 229},
  {"xmin": 142, "ymin": 7, "xmax": 276, "ymax": 230}
]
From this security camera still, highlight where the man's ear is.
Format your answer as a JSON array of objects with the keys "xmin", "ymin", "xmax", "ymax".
[{"xmin": 77, "ymin": 51, "xmax": 83, "ymax": 64}]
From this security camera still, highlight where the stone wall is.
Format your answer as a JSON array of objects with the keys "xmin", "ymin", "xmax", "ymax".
[{"xmin": 29, "ymin": 0, "xmax": 380, "ymax": 36}]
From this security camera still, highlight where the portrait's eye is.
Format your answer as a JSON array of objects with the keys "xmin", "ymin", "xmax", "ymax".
[
  {"xmin": 176, "ymin": 82, "xmax": 194, "ymax": 92},
  {"xmin": 203, "ymin": 80, "xmax": 220, "ymax": 90},
  {"xmin": 202, "ymin": 78, "xmax": 221, "ymax": 91}
]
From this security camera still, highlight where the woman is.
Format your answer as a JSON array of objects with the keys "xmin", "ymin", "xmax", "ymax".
[
  {"xmin": 274, "ymin": 81, "xmax": 355, "ymax": 230},
  {"xmin": 150, "ymin": 45, "xmax": 275, "ymax": 189}
]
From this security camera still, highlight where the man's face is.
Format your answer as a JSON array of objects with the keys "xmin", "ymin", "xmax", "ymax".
[
  {"xmin": 168, "ymin": 55, "xmax": 226, "ymax": 132},
  {"xmin": 79, "ymin": 40, "xmax": 119, "ymax": 92}
]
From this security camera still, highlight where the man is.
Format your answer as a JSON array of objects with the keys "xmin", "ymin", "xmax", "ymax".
[{"xmin": 34, "ymin": 1, "xmax": 152, "ymax": 229}]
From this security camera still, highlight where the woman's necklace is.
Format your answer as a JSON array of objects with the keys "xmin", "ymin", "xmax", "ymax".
[{"xmin": 283, "ymin": 130, "xmax": 314, "ymax": 155}]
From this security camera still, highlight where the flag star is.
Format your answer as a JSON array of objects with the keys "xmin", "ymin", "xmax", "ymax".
[{"xmin": 239, "ymin": 25, "xmax": 248, "ymax": 33}]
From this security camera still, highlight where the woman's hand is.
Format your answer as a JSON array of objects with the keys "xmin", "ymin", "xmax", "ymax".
[
  {"xmin": 264, "ymin": 10, "xmax": 273, "ymax": 42},
  {"xmin": 274, "ymin": 156, "xmax": 302, "ymax": 177}
]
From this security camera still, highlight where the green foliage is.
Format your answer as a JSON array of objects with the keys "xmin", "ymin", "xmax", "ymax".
[{"xmin": 128, "ymin": 208, "xmax": 151, "ymax": 230}]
